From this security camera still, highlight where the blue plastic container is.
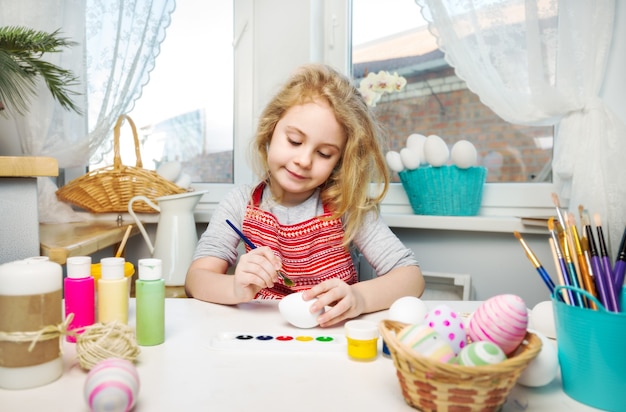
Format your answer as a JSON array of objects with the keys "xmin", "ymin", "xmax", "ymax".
[
  {"xmin": 398, "ymin": 165, "xmax": 487, "ymax": 216},
  {"xmin": 552, "ymin": 285, "xmax": 626, "ymax": 412}
]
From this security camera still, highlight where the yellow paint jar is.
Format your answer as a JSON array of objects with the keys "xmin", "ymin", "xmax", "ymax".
[{"xmin": 345, "ymin": 320, "xmax": 379, "ymax": 361}]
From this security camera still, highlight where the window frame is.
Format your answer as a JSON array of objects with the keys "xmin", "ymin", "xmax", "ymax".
[{"xmin": 192, "ymin": 0, "xmax": 557, "ymax": 221}]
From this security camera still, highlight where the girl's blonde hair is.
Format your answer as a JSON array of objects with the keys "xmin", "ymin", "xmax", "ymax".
[{"xmin": 250, "ymin": 63, "xmax": 389, "ymax": 247}]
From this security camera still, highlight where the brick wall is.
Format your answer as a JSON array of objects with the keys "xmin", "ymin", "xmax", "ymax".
[{"xmin": 371, "ymin": 69, "xmax": 552, "ymax": 183}]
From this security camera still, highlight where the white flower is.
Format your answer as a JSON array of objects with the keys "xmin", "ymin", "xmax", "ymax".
[{"xmin": 358, "ymin": 70, "xmax": 406, "ymax": 107}]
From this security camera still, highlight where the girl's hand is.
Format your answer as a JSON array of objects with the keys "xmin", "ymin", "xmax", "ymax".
[
  {"xmin": 233, "ymin": 246, "xmax": 281, "ymax": 301},
  {"xmin": 302, "ymin": 279, "xmax": 365, "ymax": 327}
]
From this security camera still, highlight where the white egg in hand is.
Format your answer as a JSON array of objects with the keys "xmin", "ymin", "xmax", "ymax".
[
  {"xmin": 385, "ymin": 151, "xmax": 405, "ymax": 172},
  {"xmin": 279, "ymin": 292, "xmax": 324, "ymax": 328},
  {"xmin": 423, "ymin": 135, "xmax": 450, "ymax": 167},
  {"xmin": 450, "ymin": 140, "xmax": 478, "ymax": 169},
  {"xmin": 400, "ymin": 148, "xmax": 420, "ymax": 170}
]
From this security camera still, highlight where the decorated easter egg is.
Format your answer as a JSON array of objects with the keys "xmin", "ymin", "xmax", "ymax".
[
  {"xmin": 457, "ymin": 341, "xmax": 506, "ymax": 366},
  {"xmin": 468, "ymin": 294, "xmax": 529, "ymax": 355},
  {"xmin": 385, "ymin": 150, "xmax": 405, "ymax": 172},
  {"xmin": 278, "ymin": 292, "xmax": 324, "ymax": 328},
  {"xmin": 424, "ymin": 304, "xmax": 467, "ymax": 354},
  {"xmin": 397, "ymin": 323, "xmax": 455, "ymax": 363},
  {"xmin": 400, "ymin": 147, "xmax": 420, "ymax": 170},
  {"xmin": 423, "ymin": 134, "xmax": 449, "ymax": 167},
  {"xmin": 516, "ymin": 330, "xmax": 558, "ymax": 387},
  {"xmin": 84, "ymin": 358, "xmax": 140, "ymax": 412},
  {"xmin": 450, "ymin": 140, "xmax": 478, "ymax": 169},
  {"xmin": 388, "ymin": 296, "xmax": 428, "ymax": 324}
]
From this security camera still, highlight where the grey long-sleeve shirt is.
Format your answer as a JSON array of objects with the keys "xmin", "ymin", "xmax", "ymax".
[{"xmin": 193, "ymin": 184, "xmax": 419, "ymax": 277}]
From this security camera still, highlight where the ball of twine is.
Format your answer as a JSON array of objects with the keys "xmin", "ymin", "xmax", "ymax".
[{"xmin": 76, "ymin": 321, "xmax": 140, "ymax": 370}]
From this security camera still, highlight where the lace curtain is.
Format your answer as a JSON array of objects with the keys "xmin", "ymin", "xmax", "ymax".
[
  {"xmin": 0, "ymin": 0, "xmax": 175, "ymax": 222},
  {"xmin": 415, "ymin": 0, "xmax": 626, "ymax": 256},
  {"xmin": 86, "ymin": 0, "xmax": 176, "ymax": 165}
]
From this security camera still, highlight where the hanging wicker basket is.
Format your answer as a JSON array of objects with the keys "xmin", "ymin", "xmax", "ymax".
[{"xmin": 56, "ymin": 114, "xmax": 187, "ymax": 213}]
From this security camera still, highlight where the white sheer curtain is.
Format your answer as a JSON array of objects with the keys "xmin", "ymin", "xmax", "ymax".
[
  {"xmin": 0, "ymin": 0, "xmax": 175, "ymax": 222},
  {"xmin": 85, "ymin": 0, "xmax": 176, "ymax": 165},
  {"xmin": 415, "ymin": 0, "xmax": 626, "ymax": 256}
]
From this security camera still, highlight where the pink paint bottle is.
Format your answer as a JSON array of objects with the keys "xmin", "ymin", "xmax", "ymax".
[{"xmin": 64, "ymin": 256, "xmax": 95, "ymax": 342}]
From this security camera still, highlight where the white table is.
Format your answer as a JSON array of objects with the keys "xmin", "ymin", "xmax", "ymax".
[{"xmin": 1, "ymin": 299, "xmax": 600, "ymax": 411}]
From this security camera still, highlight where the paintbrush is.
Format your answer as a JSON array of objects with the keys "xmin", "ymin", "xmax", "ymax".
[
  {"xmin": 548, "ymin": 217, "xmax": 578, "ymax": 305},
  {"xmin": 558, "ymin": 220, "xmax": 586, "ymax": 307},
  {"xmin": 594, "ymin": 213, "xmax": 619, "ymax": 311},
  {"xmin": 584, "ymin": 214, "xmax": 618, "ymax": 312},
  {"xmin": 225, "ymin": 219, "xmax": 294, "ymax": 287},
  {"xmin": 549, "ymin": 237, "xmax": 569, "ymax": 304},
  {"xmin": 514, "ymin": 231, "xmax": 555, "ymax": 295},
  {"xmin": 613, "ymin": 226, "xmax": 626, "ymax": 293},
  {"xmin": 551, "ymin": 192, "xmax": 568, "ymax": 234},
  {"xmin": 568, "ymin": 213, "xmax": 597, "ymax": 309},
  {"xmin": 115, "ymin": 224, "xmax": 133, "ymax": 258}
]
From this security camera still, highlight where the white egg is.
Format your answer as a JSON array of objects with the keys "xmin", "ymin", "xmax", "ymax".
[
  {"xmin": 423, "ymin": 135, "xmax": 450, "ymax": 167},
  {"xmin": 406, "ymin": 134, "xmax": 427, "ymax": 164},
  {"xmin": 385, "ymin": 151, "xmax": 405, "ymax": 172},
  {"xmin": 529, "ymin": 301, "xmax": 556, "ymax": 339},
  {"xmin": 516, "ymin": 330, "xmax": 559, "ymax": 387},
  {"xmin": 450, "ymin": 140, "xmax": 478, "ymax": 169},
  {"xmin": 278, "ymin": 292, "xmax": 324, "ymax": 328},
  {"xmin": 388, "ymin": 296, "xmax": 428, "ymax": 324},
  {"xmin": 400, "ymin": 148, "xmax": 420, "ymax": 170},
  {"xmin": 156, "ymin": 161, "xmax": 182, "ymax": 181}
]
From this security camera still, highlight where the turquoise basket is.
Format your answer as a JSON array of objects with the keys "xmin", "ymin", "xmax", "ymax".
[
  {"xmin": 398, "ymin": 165, "xmax": 487, "ymax": 216},
  {"xmin": 552, "ymin": 285, "xmax": 626, "ymax": 412}
]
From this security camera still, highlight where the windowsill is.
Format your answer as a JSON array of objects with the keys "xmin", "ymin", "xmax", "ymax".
[{"xmin": 193, "ymin": 204, "xmax": 548, "ymax": 234}]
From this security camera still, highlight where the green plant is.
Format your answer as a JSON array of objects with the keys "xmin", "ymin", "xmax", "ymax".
[{"xmin": 0, "ymin": 25, "xmax": 81, "ymax": 115}]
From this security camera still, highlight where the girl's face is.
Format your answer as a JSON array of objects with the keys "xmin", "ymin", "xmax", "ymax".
[{"xmin": 267, "ymin": 99, "xmax": 346, "ymax": 206}]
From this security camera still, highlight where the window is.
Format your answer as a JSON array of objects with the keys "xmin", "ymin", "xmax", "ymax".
[
  {"xmin": 91, "ymin": 1, "xmax": 236, "ymax": 184},
  {"xmin": 88, "ymin": 0, "xmax": 556, "ymax": 218},
  {"xmin": 352, "ymin": 0, "xmax": 553, "ymax": 184}
]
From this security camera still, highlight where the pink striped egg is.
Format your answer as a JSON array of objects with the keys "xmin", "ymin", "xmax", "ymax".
[
  {"xmin": 84, "ymin": 358, "xmax": 140, "ymax": 412},
  {"xmin": 468, "ymin": 294, "xmax": 528, "ymax": 355}
]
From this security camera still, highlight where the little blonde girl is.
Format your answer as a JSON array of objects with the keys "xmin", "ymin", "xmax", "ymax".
[{"xmin": 185, "ymin": 63, "xmax": 424, "ymax": 327}]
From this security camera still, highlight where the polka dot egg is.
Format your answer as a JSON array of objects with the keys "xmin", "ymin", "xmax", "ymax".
[
  {"xmin": 397, "ymin": 323, "xmax": 455, "ymax": 363},
  {"xmin": 468, "ymin": 294, "xmax": 529, "ymax": 355},
  {"xmin": 457, "ymin": 341, "xmax": 506, "ymax": 366},
  {"xmin": 424, "ymin": 304, "xmax": 467, "ymax": 354}
]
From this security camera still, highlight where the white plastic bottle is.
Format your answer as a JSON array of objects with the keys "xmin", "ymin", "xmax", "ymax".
[{"xmin": 97, "ymin": 257, "xmax": 128, "ymax": 324}]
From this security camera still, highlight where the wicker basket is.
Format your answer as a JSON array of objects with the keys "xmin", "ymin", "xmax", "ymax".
[
  {"xmin": 398, "ymin": 165, "xmax": 487, "ymax": 216},
  {"xmin": 56, "ymin": 114, "xmax": 187, "ymax": 213},
  {"xmin": 379, "ymin": 319, "xmax": 541, "ymax": 412}
]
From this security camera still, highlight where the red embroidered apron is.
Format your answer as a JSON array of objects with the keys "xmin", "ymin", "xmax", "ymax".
[{"xmin": 243, "ymin": 183, "xmax": 357, "ymax": 299}]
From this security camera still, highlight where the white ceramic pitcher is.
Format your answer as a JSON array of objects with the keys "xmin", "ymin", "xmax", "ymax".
[{"xmin": 128, "ymin": 190, "xmax": 208, "ymax": 286}]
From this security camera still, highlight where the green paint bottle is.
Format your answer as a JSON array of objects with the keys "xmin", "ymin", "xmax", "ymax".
[{"xmin": 135, "ymin": 258, "xmax": 165, "ymax": 346}]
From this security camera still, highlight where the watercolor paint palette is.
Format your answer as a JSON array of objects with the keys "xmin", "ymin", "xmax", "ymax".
[{"xmin": 209, "ymin": 332, "xmax": 347, "ymax": 353}]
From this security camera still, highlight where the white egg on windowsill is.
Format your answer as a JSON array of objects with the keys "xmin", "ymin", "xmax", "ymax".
[
  {"xmin": 385, "ymin": 150, "xmax": 405, "ymax": 172},
  {"xmin": 450, "ymin": 140, "xmax": 478, "ymax": 169},
  {"xmin": 423, "ymin": 135, "xmax": 450, "ymax": 167}
]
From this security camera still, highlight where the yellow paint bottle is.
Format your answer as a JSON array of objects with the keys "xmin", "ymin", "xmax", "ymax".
[{"xmin": 345, "ymin": 320, "xmax": 379, "ymax": 361}]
